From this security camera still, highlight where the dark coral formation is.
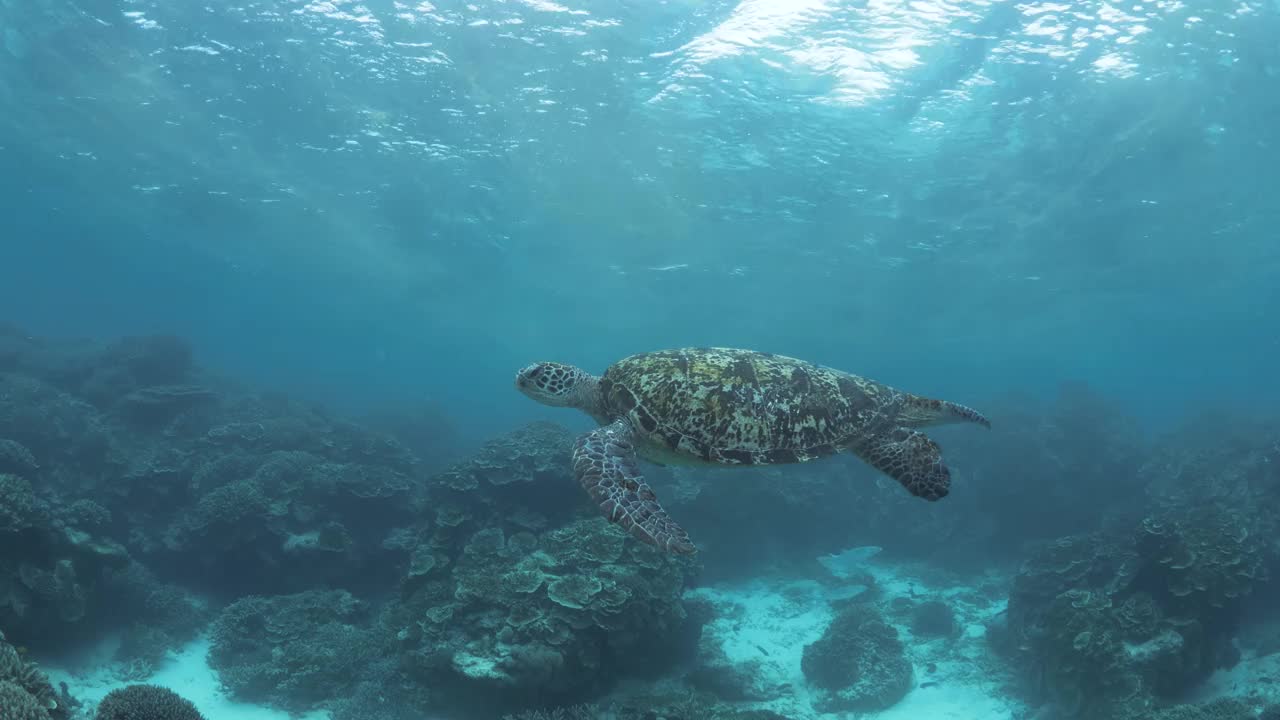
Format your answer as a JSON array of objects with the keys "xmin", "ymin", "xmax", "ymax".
[
  {"xmin": 0, "ymin": 461, "xmax": 132, "ymax": 651},
  {"xmin": 909, "ymin": 598, "xmax": 958, "ymax": 638},
  {"xmin": 94, "ymin": 684, "xmax": 205, "ymax": 720},
  {"xmin": 102, "ymin": 564, "xmax": 209, "ymax": 677},
  {"xmin": 376, "ymin": 423, "xmax": 699, "ymax": 715},
  {"xmin": 997, "ymin": 445, "xmax": 1276, "ymax": 718},
  {"xmin": 801, "ymin": 602, "xmax": 913, "ymax": 714},
  {"xmin": 975, "ymin": 411, "xmax": 1280, "ymax": 720},
  {"xmin": 195, "ymin": 423, "xmax": 697, "ymax": 717},
  {"xmin": 207, "ymin": 589, "xmax": 379, "ymax": 714},
  {"xmin": 1, "ymin": 323, "xmax": 703, "ymax": 718}
]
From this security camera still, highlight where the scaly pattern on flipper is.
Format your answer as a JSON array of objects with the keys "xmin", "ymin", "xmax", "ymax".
[
  {"xmin": 853, "ymin": 427, "xmax": 951, "ymax": 500},
  {"xmin": 898, "ymin": 394, "xmax": 993, "ymax": 429},
  {"xmin": 572, "ymin": 419, "xmax": 696, "ymax": 554}
]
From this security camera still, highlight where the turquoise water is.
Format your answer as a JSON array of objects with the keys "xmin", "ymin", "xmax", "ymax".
[
  {"xmin": 2, "ymin": 2, "xmax": 1279, "ymax": 719},
  {"xmin": 4, "ymin": 1, "xmax": 1277, "ymax": 439}
]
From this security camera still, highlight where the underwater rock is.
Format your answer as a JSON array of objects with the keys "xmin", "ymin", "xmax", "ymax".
[{"xmin": 801, "ymin": 603, "xmax": 913, "ymax": 714}]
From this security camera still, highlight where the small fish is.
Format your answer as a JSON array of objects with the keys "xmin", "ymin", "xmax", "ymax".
[
  {"xmin": 755, "ymin": 644, "xmax": 770, "ymax": 657},
  {"xmin": 920, "ymin": 681, "xmax": 940, "ymax": 689}
]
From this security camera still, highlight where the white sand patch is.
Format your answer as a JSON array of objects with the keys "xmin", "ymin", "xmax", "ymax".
[
  {"xmin": 872, "ymin": 673, "xmax": 1017, "ymax": 720},
  {"xmin": 45, "ymin": 634, "xmax": 331, "ymax": 720},
  {"xmin": 687, "ymin": 561, "xmax": 1025, "ymax": 719},
  {"xmin": 1188, "ymin": 647, "xmax": 1280, "ymax": 707}
]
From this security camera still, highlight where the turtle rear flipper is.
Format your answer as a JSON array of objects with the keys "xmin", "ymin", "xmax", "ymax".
[
  {"xmin": 573, "ymin": 419, "xmax": 697, "ymax": 555},
  {"xmin": 852, "ymin": 427, "xmax": 951, "ymax": 501}
]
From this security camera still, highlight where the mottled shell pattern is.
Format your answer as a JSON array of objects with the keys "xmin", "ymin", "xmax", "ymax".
[{"xmin": 598, "ymin": 347, "xmax": 900, "ymax": 465}]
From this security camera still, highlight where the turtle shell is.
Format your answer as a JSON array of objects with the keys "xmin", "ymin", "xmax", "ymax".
[{"xmin": 599, "ymin": 347, "xmax": 895, "ymax": 465}]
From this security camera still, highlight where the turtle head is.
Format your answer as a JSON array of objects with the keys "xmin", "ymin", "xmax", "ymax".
[{"xmin": 515, "ymin": 362, "xmax": 599, "ymax": 409}]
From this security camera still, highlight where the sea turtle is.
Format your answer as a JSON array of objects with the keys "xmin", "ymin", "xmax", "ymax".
[{"xmin": 515, "ymin": 347, "xmax": 990, "ymax": 555}]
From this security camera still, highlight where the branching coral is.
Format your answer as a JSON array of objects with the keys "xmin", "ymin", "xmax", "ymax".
[
  {"xmin": 94, "ymin": 684, "xmax": 205, "ymax": 720},
  {"xmin": 0, "ymin": 631, "xmax": 63, "ymax": 719},
  {"xmin": 0, "ymin": 680, "xmax": 49, "ymax": 720}
]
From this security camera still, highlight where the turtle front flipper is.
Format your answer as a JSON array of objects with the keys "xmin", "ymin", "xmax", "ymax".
[
  {"xmin": 851, "ymin": 427, "xmax": 951, "ymax": 501},
  {"xmin": 572, "ymin": 419, "xmax": 696, "ymax": 555},
  {"xmin": 898, "ymin": 394, "xmax": 992, "ymax": 429}
]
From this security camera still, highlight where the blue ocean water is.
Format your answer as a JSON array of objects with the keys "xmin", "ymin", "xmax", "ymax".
[{"xmin": 2, "ymin": 2, "xmax": 1279, "ymax": 720}]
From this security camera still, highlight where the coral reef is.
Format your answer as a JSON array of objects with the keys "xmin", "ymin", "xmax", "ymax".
[
  {"xmin": 0, "ymin": 680, "xmax": 49, "ymax": 720},
  {"xmin": 0, "ymin": 628, "xmax": 67, "ymax": 720},
  {"xmin": 3, "ymin": 323, "xmax": 1276, "ymax": 720},
  {"xmin": 373, "ymin": 423, "xmax": 700, "ymax": 714},
  {"xmin": 801, "ymin": 602, "xmax": 913, "ymax": 714},
  {"xmin": 0, "ymin": 472, "xmax": 37, "ymax": 534},
  {"xmin": 0, "ymin": 439, "xmax": 38, "ymax": 476},
  {"xmin": 101, "ymin": 564, "xmax": 209, "ymax": 676},
  {"xmin": 909, "ymin": 598, "xmax": 958, "ymax": 638},
  {"xmin": 0, "ymin": 465, "xmax": 132, "ymax": 650},
  {"xmin": 390, "ymin": 515, "xmax": 697, "ymax": 711},
  {"xmin": 1140, "ymin": 698, "xmax": 1256, "ymax": 720},
  {"xmin": 94, "ymin": 684, "xmax": 206, "ymax": 720},
  {"xmin": 208, "ymin": 589, "xmax": 381, "ymax": 714},
  {"xmin": 501, "ymin": 704, "xmax": 601, "ymax": 720},
  {"xmin": 1000, "ymin": 497, "xmax": 1273, "ymax": 717}
]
